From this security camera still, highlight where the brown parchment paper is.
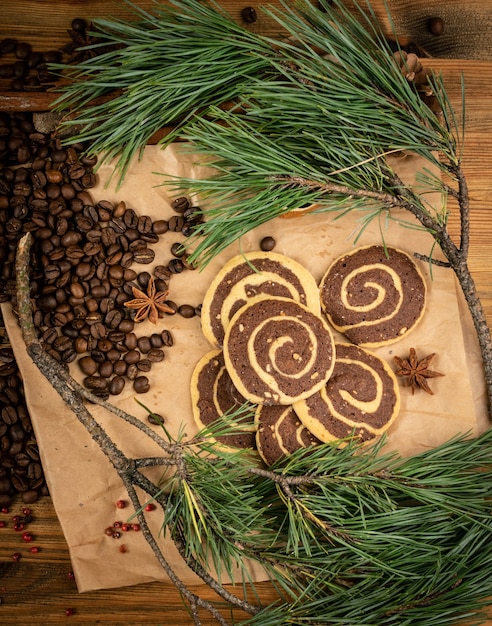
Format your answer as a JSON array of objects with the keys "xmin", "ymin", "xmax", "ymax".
[{"xmin": 2, "ymin": 143, "xmax": 489, "ymax": 593}]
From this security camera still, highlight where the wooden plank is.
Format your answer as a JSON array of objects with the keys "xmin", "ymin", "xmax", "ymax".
[{"xmin": 1, "ymin": 2, "xmax": 492, "ymax": 624}]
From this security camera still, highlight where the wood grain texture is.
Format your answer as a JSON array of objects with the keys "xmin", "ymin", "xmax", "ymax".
[{"xmin": 1, "ymin": 1, "xmax": 492, "ymax": 624}]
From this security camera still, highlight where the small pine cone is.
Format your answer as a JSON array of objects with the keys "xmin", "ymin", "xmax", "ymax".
[{"xmin": 392, "ymin": 49, "xmax": 439, "ymax": 109}]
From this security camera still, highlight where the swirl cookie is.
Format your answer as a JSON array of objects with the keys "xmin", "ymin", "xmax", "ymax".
[
  {"xmin": 255, "ymin": 404, "xmax": 321, "ymax": 466},
  {"xmin": 191, "ymin": 350, "xmax": 256, "ymax": 450},
  {"xmin": 201, "ymin": 251, "xmax": 320, "ymax": 348},
  {"xmin": 293, "ymin": 343, "xmax": 400, "ymax": 444},
  {"xmin": 223, "ymin": 295, "xmax": 336, "ymax": 405},
  {"xmin": 319, "ymin": 245, "xmax": 426, "ymax": 347}
]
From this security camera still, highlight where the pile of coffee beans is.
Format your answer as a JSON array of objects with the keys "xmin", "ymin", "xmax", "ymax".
[
  {"xmin": 0, "ymin": 346, "xmax": 48, "ymax": 506},
  {"xmin": 0, "ymin": 111, "xmax": 204, "ymax": 401},
  {"xmin": 0, "ymin": 17, "xmax": 116, "ymax": 93}
]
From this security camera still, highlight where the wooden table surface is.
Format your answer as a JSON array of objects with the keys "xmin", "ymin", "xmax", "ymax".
[{"xmin": 1, "ymin": 1, "xmax": 492, "ymax": 624}]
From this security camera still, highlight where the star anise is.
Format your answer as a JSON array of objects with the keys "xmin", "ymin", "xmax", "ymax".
[
  {"xmin": 393, "ymin": 347, "xmax": 444, "ymax": 395},
  {"xmin": 124, "ymin": 276, "xmax": 174, "ymax": 324}
]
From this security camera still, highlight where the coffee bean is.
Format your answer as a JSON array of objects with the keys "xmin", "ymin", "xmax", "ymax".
[
  {"xmin": 152, "ymin": 219, "xmax": 168, "ymax": 234},
  {"xmin": 22, "ymin": 489, "xmax": 39, "ymax": 504},
  {"xmin": 178, "ymin": 304, "xmax": 196, "ymax": 318},
  {"xmin": 147, "ymin": 413, "xmax": 165, "ymax": 426},
  {"xmin": 260, "ymin": 235, "xmax": 276, "ymax": 251},
  {"xmin": 113, "ymin": 360, "xmax": 127, "ymax": 377},
  {"xmin": 109, "ymin": 376, "xmax": 126, "ymax": 395},
  {"xmin": 161, "ymin": 330, "xmax": 174, "ymax": 346},
  {"xmin": 428, "ymin": 16, "xmax": 444, "ymax": 36},
  {"xmin": 168, "ymin": 259, "xmax": 184, "ymax": 274},
  {"xmin": 123, "ymin": 350, "xmax": 139, "ymax": 365},
  {"xmin": 136, "ymin": 359, "xmax": 151, "ymax": 372},
  {"xmin": 168, "ymin": 215, "xmax": 185, "ymax": 232},
  {"xmin": 137, "ymin": 337, "xmax": 152, "ymax": 354},
  {"xmin": 171, "ymin": 196, "xmax": 190, "ymax": 213},
  {"xmin": 1, "ymin": 406, "xmax": 18, "ymax": 425},
  {"xmin": 78, "ymin": 356, "xmax": 98, "ymax": 375},
  {"xmin": 83, "ymin": 376, "xmax": 108, "ymax": 391},
  {"xmin": 147, "ymin": 349, "xmax": 165, "ymax": 363},
  {"xmin": 149, "ymin": 333, "xmax": 164, "ymax": 348},
  {"xmin": 126, "ymin": 364, "xmax": 138, "ymax": 381},
  {"xmin": 133, "ymin": 376, "xmax": 150, "ymax": 394},
  {"xmin": 98, "ymin": 361, "xmax": 113, "ymax": 378}
]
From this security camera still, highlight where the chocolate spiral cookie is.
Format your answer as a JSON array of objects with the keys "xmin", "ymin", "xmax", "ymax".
[
  {"xmin": 190, "ymin": 350, "xmax": 256, "ymax": 450},
  {"xmin": 255, "ymin": 404, "xmax": 321, "ymax": 466},
  {"xmin": 201, "ymin": 251, "xmax": 320, "ymax": 348},
  {"xmin": 319, "ymin": 245, "xmax": 426, "ymax": 347},
  {"xmin": 223, "ymin": 295, "xmax": 336, "ymax": 405},
  {"xmin": 294, "ymin": 343, "xmax": 400, "ymax": 444}
]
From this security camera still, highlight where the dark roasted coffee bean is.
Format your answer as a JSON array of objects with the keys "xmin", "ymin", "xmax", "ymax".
[
  {"xmin": 133, "ymin": 376, "xmax": 150, "ymax": 394},
  {"xmin": 178, "ymin": 304, "xmax": 195, "ymax": 318},
  {"xmin": 161, "ymin": 330, "xmax": 174, "ymax": 346},
  {"xmin": 136, "ymin": 359, "xmax": 152, "ymax": 372},
  {"xmin": 113, "ymin": 360, "xmax": 127, "ymax": 377},
  {"xmin": 118, "ymin": 318, "xmax": 134, "ymax": 334},
  {"xmin": 126, "ymin": 363, "xmax": 138, "ymax": 381},
  {"xmin": 98, "ymin": 361, "xmax": 113, "ymax": 378},
  {"xmin": 22, "ymin": 489, "xmax": 39, "ymax": 504},
  {"xmin": 74, "ymin": 337, "xmax": 88, "ymax": 353},
  {"xmin": 147, "ymin": 349, "xmax": 164, "ymax": 363},
  {"xmin": 90, "ymin": 322, "xmax": 107, "ymax": 339},
  {"xmin": 9, "ymin": 423, "xmax": 25, "ymax": 443},
  {"xmin": 149, "ymin": 333, "xmax": 164, "ymax": 348},
  {"xmin": 83, "ymin": 375, "xmax": 108, "ymax": 391},
  {"xmin": 124, "ymin": 332, "xmax": 138, "ymax": 350},
  {"xmin": 137, "ymin": 336, "xmax": 152, "ymax": 354},
  {"xmin": 123, "ymin": 208, "xmax": 138, "ymax": 228},
  {"xmin": 124, "ymin": 350, "xmax": 140, "ymax": 365},
  {"xmin": 168, "ymin": 259, "xmax": 184, "ymax": 274},
  {"xmin": 109, "ymin": 376, "xmax": 125, "ymax": 395},
  {"xmin": 137, "ymin": 215, "xmax": 152, "ymax": 234},
  {"xmin": 241, "ymin": 6, "xmax": 257, "ymax": 23},
  {"xmin": 260, "ymin": 235, "xmax": 276, "ymax": 251},
  {"xmin": 107, "ymin": 330, "xmax": 125, "ymax": 344},
  {"xmin": 152, "ymin": 219, "xmax": 168, "ymax": 234},
  {"xmin": 171, "ymin": 196, "xmax": 190, "ymax": 213},
  {"xmin": 104, "ymin": 309, "xmax": 123, "ymax": 329},
  {"xmin": 168, "ymin": 215, "xmax": 185, "ymax": 232},
  {"xmin": 78, "ymin": 356, "xmax": 98, "ymax": 375},
  {"xmin": 147, "ymin": 413, "xmax": 165, "ymax": 426},
  {"xmin": 97, "ymin": 338, "xmax": 113, "ymax": 353},
  {"xmin": 1, "ymin": 406, "xmax": 18, "ymax": 425}
]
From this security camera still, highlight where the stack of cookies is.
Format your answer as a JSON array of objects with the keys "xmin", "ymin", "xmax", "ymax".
[{"xmin": 191, "ymin": 246, "xmax": 426, "ymax": 465}]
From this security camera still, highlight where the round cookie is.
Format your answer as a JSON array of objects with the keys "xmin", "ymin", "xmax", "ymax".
[
  {"xmin": 223, "ymin": 295, "xmax": 336, "ymax": 405},
  {"xmin": 255, "ymin": 404, "xmax": 321, "ymax": 466},
  {"xmin": 201, "ymin": 251, "xmax": 321, "ymax": 348},
  {"xmin": 293, "ymin": 343, "xmax": 400, "ymax": 444},
  {"xmin": 191, "ymin": 349, "xmax": 256, "ymax": 450},
  {"xmin": 319, "ymin": 245, "xmax": 426, "ymax": 347}
]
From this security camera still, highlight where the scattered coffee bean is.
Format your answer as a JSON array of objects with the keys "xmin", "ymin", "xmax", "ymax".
[
  {"xmin": 260, "ymin": 236, "xmax": 276, "ymax": 251},
  {"xmin": 241, "ymin": 7, "xmax": 258, "ymax": 23},
  {"xmin": 428, "ymin": 16, "xmax": 444, "ymax": 36},
  {"xmin": 133, "ymin": 376, "xmax": 150, "ymax": 394}
]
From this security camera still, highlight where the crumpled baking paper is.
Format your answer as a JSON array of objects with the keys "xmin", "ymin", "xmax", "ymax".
[{"xmin": 2, "ymin": 143, "xmax": 488, "ymax": 592}]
